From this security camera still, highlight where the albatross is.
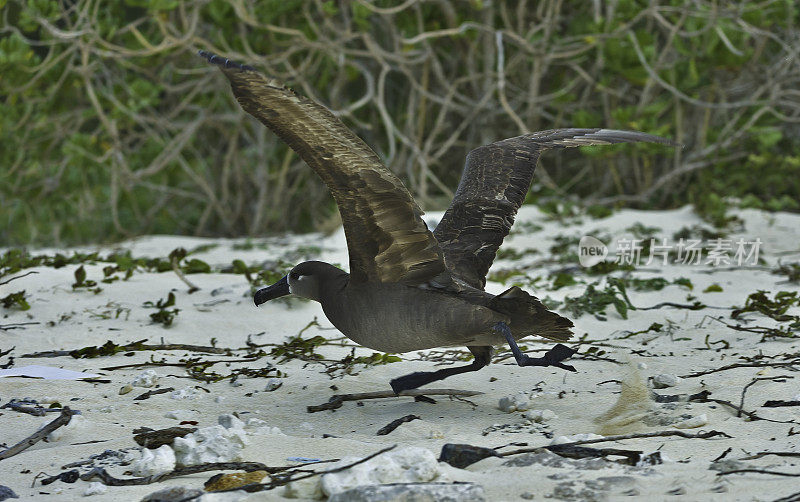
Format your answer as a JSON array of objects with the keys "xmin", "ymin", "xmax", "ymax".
[{"xmin": 200, "ymin": 51, "xmax": 677, "ymax": 393}]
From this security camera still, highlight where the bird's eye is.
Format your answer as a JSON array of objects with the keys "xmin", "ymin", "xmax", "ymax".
[{"xmin": 288, "ymin": 272, "xmax": 299, "ymax": 280}]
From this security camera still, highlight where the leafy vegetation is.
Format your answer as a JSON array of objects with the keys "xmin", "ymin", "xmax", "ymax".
[
  {"xmin": 561, "ymin": 277, "xmax": 636, "ymax": 321},
  {"xmin": 732, "ymin": 291, "xmax": 799, "ymax": 322},
  {"xmin": 1, "ymin": 1, "xmax": 797, "ymax": 246},
  {"xmin": 72, "ymin": 265, "xmax": 102, "ymax": 294},
  {"xmin": 1, "ymin": 290, "xmax": 30, "ymax": 311},
  {"xmin": 144, "ymin": 292, "xmax": 180, "ymax": 327}
]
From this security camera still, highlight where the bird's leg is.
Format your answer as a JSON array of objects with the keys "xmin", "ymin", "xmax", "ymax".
[
  {"xmin": 390, "ymin": 346, "xmax": 492, "ymax": 394},
  {"xmin": 493, "ymin": 322, "xmax": 577, "ymax": 372}
]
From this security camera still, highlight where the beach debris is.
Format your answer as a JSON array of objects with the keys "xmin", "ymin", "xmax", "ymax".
[
  {"xmin": 0, "ymin": 366, "xmax": 99, "ymax": 380},
  {"xmin": 170, "ymin": 387, "xmax": 200, "ymax": 400},
  {"xmin": 134, "ymin": 427, "xmax": 197, "ymax": 449},
  {"xmin": 376, "ymin": 414, "xmax": 420, "ymax": 435},
  {"xmin": 0, "ymin": 485, "xmax": 19, "ymax": 501},
  {"xmin": 134, "ymin": 388, "xmax": 175, "ymax": 401},
  {"xmin": 763, "ymin": 399, "xmax": 800, "ymax": 408},
  {"xmin": 307, "ymin": 388, "xmax": 483, "ymax": 413},
  {"xmin": 131, "ymin": 370, "xmax": 160, "ymax": 388},
  {"xmin": 131, "ymin": 446, "xmax": 178, "ymax": 477},
  {"xmin": 47, "ymin": 413, "xmax": 85, "ymax": 442},
  {"xmin": 144, "ymin": 292, "xmax": 180, "ymax": 327},
  {"xmin": 320, "ymin": 446, "xmax": 441, "ymax": 497},
  {"xmin": 551, "ymin": 433, "xmax": 605, "ymax": 445},
  {"xmin": 498, "ymin": 393, "xmax": 530, "ymax": 412},
  {"xmin": 594, "ymin": 362, "xmax": 652, "ymax": 435},
  {"xmin": 652, "ymin": 373, "xmax": 681, "ymax": 388},
  {"xmin": 141, "ymin": 486, "xmax": 204, "ymax": 501},
  {"xmin": 0, "ymin": 407, "xmax": 76, "ymax": 461},
  {"xmin": 0, "ymin": 399, "xmax": 55, "ymax": 416},
  {"xmin": 218, "ymin": 414, "xmax": 245, "ymax": 430},
  {"xmin": 439, "ymin": 444, "xmax": 500, "ymax": 468},
  {"xmin": 173, "ymin": 425, "xmax": 248, "ymax": 466},
  {"xmin": 119, "ymin": 384, "xmax": 134, "ymax": 395},
  {"xmin": 265, "ymin": 378, "xmax": 283, "ymax": 391},
  {"xmin": 523, "ymin": 409, "xmax": 557, "ymax": 423},
  {"xmin": 242, "ymin": 418, "xmax": 283, "ymax": 436},
  {"xmin": 164, "ymin": 410, "xmax": 199, "ymax": 421},
  {"xmin": 0, "ymin": 290, "xmax": 30, "ymax": 310},
  {"xmin": 674, "ymin": 414, "xmax": 709, "ymax": 429},
  {"xmin": 327, "ymin": 482, "xmax": 486, "ymax": 502},
  {"xmin": 204, "ymin": 470, "xmax": 267, "ymax": 491},
  {"xmin": 83, "ymin": 482, "xmax": 107, "ymax": 496},
  {"xmin": 283, "ymin": 476, "xmax": 325, "ymax": 499}
]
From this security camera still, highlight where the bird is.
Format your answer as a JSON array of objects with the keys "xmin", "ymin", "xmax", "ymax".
[{"xmin": 199, "ymin": 50, "xmax": 677, "ymax": 394}]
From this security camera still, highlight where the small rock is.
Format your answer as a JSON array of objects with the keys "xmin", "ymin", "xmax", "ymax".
[
  {"xmin": 283, "ymin": 475, "xmax": 324, "ymax": 499},
  {"xmin": 265, "ymin": 379, "xmax": 282, "ymax": 392},
  {"xmin": 637, "ymin": 362, "xmax": 647, "ymax": 370},
  {"xmin": 327, "ymin": 483, "xmax": 485, "ymax": 502},
  {"xmin": 171, "ymin": 387, "xmax": 199, "ymax": 400},
  {"xmin": 130, "ymin": 445, "xmax": 177, "ymax": 477},
  {"xmin": 173, "ymin": 425, "xmax": 248, "ymax": 466},
  {"xmin": 523, "ymin": 409, "xmax": 557, "ymax": 423},
  {"xmin": 47, "ymin": 414, "xmax": 85, "ymax": 442},
  {"xmin": 674, "ymin": 414, "xmax": 708, "ymax": 429},
  {"xmin": 0, "ymin": 485, "xmax": 19, "ymax": 501},
  {"xmin": 321, "ymin": 447, "xmax": 440, "ymax": 496},
  {"xmin": 131, "ymin": 370, "xmax": 160, "ymax": 388},
  {"xmin": 503, "ymin": 450, "xmax": 608, "ymax": 470},
  {"xmin": 119, "ymin": 384, "xmax": 134, "ymax": 395},
  {"xmin": 218, "ymin": 414, "xmax": 245, "ymax": 430},
  {"xmin": 498, "ymin": 393, "xmax": 530, "ymax": 413},
  {"xmin": 243, "ymin": 418, "xmax": 283, "ymax": 436},
  {"xmin": 652, "ymin": 374, "xmax": 680, "ymax": 389},
  {"xmin": 709, "ymin": 459, "xmax": 747, "ymax": 473},
  {"xmin": 83, "ymin": 482, "xmax": 107, "ymax": 496},
  {"xmin": 141, "ymin": 486, "xmax": 204, "ymax": 502},
  {"xmin": 439, "ymin": 444, "xmax": 499, "ymax": 469},
  {"xmin": 204, "ymin": 471, "xmax": 267, "ymax": 491},
  {"xmin": 164, "ymin": 410, "xmax": 199, "ymax": 421},
  {"xmin": 134, "ymin": 427, "xmax": 197, "ymax": 449}
]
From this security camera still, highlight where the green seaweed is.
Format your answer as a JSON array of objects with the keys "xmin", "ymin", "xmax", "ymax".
[
  {"xmin": 1, "ymin": 290, "xmax": 30, "ymax": 311},
  {"xmin": 561, "ymin": 277, "xmax": 636, "ymax": 320},
  {"xmin": 732, "ymin": 291, "xmax": 799, "ymax": 321},
  {"xmin": 144, "ymin": 292, "xmax": 180, "ymax": 327}
]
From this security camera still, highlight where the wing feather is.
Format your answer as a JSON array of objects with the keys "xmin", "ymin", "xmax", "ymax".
[
  {"xmin": 434, "ymin": 128, "xmax": 678, "ymax": 288},
  {"xmin": 201, "ymin": 51, "xmax": 448, "ymax": 285}
]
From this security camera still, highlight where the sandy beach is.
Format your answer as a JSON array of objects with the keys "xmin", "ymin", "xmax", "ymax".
[{"xmin": 2, "ymin": 205, "xmax": 800, "ymax": 501}]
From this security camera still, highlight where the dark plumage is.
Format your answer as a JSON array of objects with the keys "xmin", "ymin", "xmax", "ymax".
[{"xmin": 201, "ymin": 51, "xmax": 677, "ymax": 393}]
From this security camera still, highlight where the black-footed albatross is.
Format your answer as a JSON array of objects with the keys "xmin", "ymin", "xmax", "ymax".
[{"xmin": 200, "ymin": 50, "xmax": 677, "ymax": 393}]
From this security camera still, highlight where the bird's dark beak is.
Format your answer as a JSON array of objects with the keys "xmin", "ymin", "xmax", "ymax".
[{"xmin": 254, "ymin": 275, "xmax": 290, "ymax": 306}]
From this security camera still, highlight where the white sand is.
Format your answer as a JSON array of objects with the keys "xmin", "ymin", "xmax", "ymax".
[{"xmin": 1, "ymin": 206, "xmax": 799, "ymax": 501}]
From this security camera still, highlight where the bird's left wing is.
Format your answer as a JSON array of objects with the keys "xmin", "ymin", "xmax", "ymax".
[{"xmin": 200, "ymin": 51, "xmax": 448, "ymax": 285}]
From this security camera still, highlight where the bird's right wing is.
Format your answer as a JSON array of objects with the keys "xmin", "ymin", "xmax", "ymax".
[{"xmin": 434, "ymin": 129, "xmax": 678, "ymax": 289}]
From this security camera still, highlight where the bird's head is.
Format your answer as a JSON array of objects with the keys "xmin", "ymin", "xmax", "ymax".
[{"xmin": 254, "ymin": 261, "xmax": 345, "ymax": 305}]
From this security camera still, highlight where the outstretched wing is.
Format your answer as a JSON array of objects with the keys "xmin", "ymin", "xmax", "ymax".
[
  {"xmin": 434, "ymin": 129, "xmax": 678, "ymax": 289},
  {"xmin": 200, "ymin": 51, "xmax": 448, "ymax": 285}
]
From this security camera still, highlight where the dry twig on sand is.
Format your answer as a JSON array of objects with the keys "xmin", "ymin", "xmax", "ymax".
[
  {"xmin": 498, "ymin": 429, "xmax": 731, "ymax": 458},
  {"xmin": 0, "ymin": 407, "xmax": 76, "ymax": 461},
  {"xmin": 307, "ymin": 389, "xmax": 483, "ymax": 412}
]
